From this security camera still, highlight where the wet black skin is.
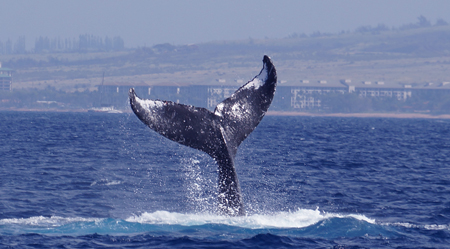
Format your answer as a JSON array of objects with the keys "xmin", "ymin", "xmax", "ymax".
[{"xmin": 129, "ymin": 55, "xmax": 277, "ymax": 216}]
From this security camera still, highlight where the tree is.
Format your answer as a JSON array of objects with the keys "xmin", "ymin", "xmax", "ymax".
[
  {"xmin": 417, "ymin": 15, "xmax": 431, "ymax": 27},
  {"xmin": 5, "ymin": 39, "xmax": 12, "ymax": 54},
  {"xmin": 435, "ymin": 18, "xmax": 448, "ymax": 26},
  {"xmin": 14, "ymin": 36, "xmax": 26, "ymax": 54}
]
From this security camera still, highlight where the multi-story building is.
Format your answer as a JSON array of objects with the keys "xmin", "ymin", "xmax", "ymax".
[
  {"xmin": 97, "ymin": 77, "xmax": 450, "ymax": 112},
  {"xmin": 0, "ymin": 63, "xmax": 12, "ymax": 91}
]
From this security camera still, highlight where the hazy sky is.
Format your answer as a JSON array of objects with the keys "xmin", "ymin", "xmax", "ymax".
[{"xmin": 1, "ymin": 0, "xmax": 450, "ymax": 49}]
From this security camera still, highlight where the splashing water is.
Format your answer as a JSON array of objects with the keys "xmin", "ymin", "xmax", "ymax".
[
  {"xmin": 181, "ymin": 155, "xmax": 218, "ymax": 214},
  {"xmin": 126, "ymin": 208, "xmax": 375, "ymax": 229}
]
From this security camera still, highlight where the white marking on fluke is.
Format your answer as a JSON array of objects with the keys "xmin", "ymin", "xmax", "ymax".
[{"xmin": 129, "ymin": 55, "xmax": 277, "ymax": 216}]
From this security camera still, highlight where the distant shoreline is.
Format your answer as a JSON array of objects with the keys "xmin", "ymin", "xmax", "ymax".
[
  {"xmin": 2, "ymin": 108, "xmax": 450, "ymax": 119},
  {"xmin": 266, "ymin": 111, "xmax": 450, "ymax": 119}
]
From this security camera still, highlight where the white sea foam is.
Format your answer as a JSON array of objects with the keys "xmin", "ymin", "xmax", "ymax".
[
  {"xmin": 4, "ymin": 213, "xmax": 445, "ymax": 232},
  {"xmin": 384, "ymin": 222, "xmax": 450, "ymax": 230},
  {"xmin": 90, "ymin": 179, "xmax": 122, "ymax": 186},
  {"xmin": 125, "ymin": 208, "xmax": 375, "ymax": 229},
  {"xmin": 424, "ymin": 224, "xmax": 449, "ymax": 230},
  {"xmin": 105, "ymin": 180, "xmax": 122, "ymax": 186},
  {"xmin": 0, "ymin": 216, "xmax": 103, "ymax": 227}
]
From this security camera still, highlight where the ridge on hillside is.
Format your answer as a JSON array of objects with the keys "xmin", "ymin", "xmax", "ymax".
[{"xmin": 1, "ymin": 25, "xmax": 450, "ymax": 92}]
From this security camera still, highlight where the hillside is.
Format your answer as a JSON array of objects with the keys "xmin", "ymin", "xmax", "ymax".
[{"xmin": 1, "ymin": 25, "xmax": 450, "ymax": 92}]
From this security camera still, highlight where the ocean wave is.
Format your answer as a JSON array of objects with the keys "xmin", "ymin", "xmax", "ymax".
[
  {"xmin": 0, "ymin": 208, "xmax": 379, "ymax": 236},
  {"xmin": 8, "ymin": 209, "xmax": 449, "ymax": 239},
  {"xmin": 125, "ymin": 208, "xmax": 375, "ymax": 229}
]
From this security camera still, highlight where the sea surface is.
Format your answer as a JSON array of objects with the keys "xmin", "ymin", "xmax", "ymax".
[{"xmin": 1, "ymin": 111, "xmax": 450, "ymax": 248}]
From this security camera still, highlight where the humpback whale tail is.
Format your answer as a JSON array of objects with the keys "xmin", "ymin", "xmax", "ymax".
[{"xmin": 129, "ymin": 55, "xmax": 277, "ymax": 216}]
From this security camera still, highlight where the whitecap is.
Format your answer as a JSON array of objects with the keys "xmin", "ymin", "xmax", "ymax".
[
  {"xmin": 386, "ymin": 222, "xmax": 449, "ymax": 230},
  {"xmin": 0, "ymin": 216, "xmax": 103, "ymax": 227},
  {"xmin": 125, "ymin": 208, "xmax": 375, "ymax": 229}
]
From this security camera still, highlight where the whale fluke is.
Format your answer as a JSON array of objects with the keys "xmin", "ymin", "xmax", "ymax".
[{"xmin": 129, "ymin": 55, "xmax": 277, "ymax": 216}]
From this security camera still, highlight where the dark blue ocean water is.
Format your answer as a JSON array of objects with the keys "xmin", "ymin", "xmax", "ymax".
[{"xmin": 1, "ymin": 111, "xmax": 450, "ymax": 248}]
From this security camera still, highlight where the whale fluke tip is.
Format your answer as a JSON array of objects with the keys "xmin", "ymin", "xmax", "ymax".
[{"xmin": 129, "ymin": 88, "xmax": 135, "ymax": 98}]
